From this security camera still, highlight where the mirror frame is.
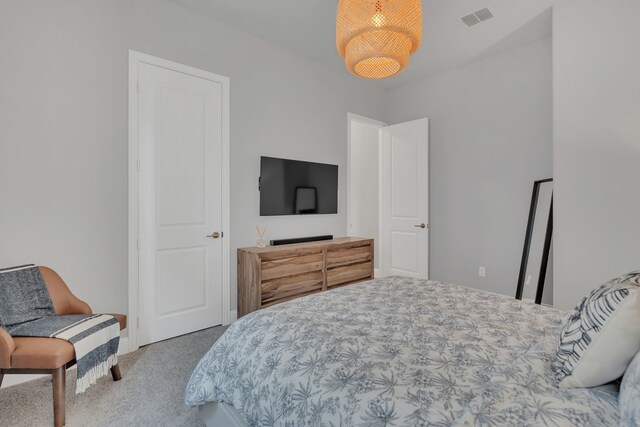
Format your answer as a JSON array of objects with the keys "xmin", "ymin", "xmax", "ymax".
[{"xmin": 516, "ymin": 178, "xmax": 553, "ymax": 304}]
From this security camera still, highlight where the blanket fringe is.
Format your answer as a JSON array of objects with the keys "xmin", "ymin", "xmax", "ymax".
[{"xmin": 76, "ymin": 354, "xmax": 118, "ymax": 394}]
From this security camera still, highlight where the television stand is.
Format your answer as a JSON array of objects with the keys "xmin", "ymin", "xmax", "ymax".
[{"xmin": 237, "ymin": 237, "xmax": 374, "ymax": 317}]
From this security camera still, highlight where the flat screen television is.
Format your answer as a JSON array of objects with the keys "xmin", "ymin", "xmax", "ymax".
[{"xmin": 259, "ymin": 156, "xmax": 338, "ymax": 216}]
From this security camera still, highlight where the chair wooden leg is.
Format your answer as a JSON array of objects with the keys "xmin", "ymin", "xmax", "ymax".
[
  {"xmin": 52, "ymin": 367, "xmax": 66, "ymax": 427},
  {"xmin": 110, "ymin": 364, "xmax": 122, "ymax": 381},
  {"xmin": 0, "ymin": 369, "xmax": 4, "ymax": 388}
]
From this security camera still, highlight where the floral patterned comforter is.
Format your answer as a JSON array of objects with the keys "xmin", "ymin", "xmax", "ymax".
[{"xmin": 185, "ymin": 277, "xmax": 619, "ymax": 426}]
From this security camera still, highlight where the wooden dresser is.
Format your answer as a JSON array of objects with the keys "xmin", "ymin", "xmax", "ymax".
[{"xmin": 237, "ymin": 237, "xmax": 374, "ymax": 317}]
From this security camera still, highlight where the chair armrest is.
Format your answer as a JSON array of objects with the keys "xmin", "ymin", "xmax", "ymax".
[
  {"xmin": 106, "ymin": 313, "xmax": 127, "ymax": 331},
  {"xmin": 62, "ymin": 294, "xmax": 92, "ymax": 316},
  {"xmin": 39, "ymin": 266, "xmax": 93, "ymax": 316},
  {"xmin": 0, "ymin": 327, "xmax": 16, "ymax": 369}
]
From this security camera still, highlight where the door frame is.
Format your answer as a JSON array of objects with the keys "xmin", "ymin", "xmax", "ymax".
[
  {"xmin": 128, "ymin": 50, "xmax": 231, "ymax": 352},
  {"xmin": 347, "ymin": 113, "xmax": 386, "ymax": 277}
]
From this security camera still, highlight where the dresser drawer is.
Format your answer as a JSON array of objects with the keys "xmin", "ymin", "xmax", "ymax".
[
  {"xmin": 326, "ymin": 244, "xmax": 372, "ymax": 268},
  {"xmin": 327, "ymin": 261, "xmax": 372, "ymax": 288},
  {"xmin": 261, "ymin": 253, "xmax": 323, "ymax": 281},
  {"xmin": 261, "ymin": 271, "xmax": 324, "ymax": 306}
]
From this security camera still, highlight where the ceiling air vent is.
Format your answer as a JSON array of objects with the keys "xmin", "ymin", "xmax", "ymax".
[
  {"xmin": 474, "ymin": 8, "xmax": 494, "ymax": 22},
  {"xmin": 461, "ymin": 7, "xmax": 495, "ymax": 27},
  {"xmin": 461, "ymin": 13, "xmax": 480, "ymax": 27}
]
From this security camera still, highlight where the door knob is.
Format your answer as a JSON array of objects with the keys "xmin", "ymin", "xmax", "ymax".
[
  {"xmin": 414, "ymin": 223, "xmax": 427, "ymax": 229},
  {"xmin": 207, "ymin": 231, "xmax": 222, "ymax": 239}
]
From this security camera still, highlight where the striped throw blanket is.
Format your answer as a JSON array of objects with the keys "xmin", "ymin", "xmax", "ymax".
[{"xmin": 0, "ymin": 265, "xmax": 120, "ymax": 393}]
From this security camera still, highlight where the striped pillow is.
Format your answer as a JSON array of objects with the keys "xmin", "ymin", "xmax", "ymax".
[{"xmin": 552, "ymin": 270, "xmax": 640, "ymax": 388}]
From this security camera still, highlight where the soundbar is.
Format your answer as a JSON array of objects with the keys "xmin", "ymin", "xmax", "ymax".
[{"xmin": 270, "ymin": 235, "xmax": 334, "ymax": 246}]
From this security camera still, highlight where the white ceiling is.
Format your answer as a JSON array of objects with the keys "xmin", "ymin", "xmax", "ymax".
[{"xmin": 169, "ymin": 0, "xmax": 554, "ymax": 89}]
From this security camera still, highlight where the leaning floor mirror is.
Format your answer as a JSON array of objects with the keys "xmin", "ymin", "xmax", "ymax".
[{"xmin": 516, "ymin": 178, "xmax": 553, "ymax": 305}]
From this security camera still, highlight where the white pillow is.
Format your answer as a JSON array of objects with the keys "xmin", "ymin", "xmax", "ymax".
[{"xmin": 552, "ymin": 270, "xmax": 640, "ymax": 388}]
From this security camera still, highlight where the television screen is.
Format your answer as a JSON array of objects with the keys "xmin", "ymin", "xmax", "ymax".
[{"xmin": 259, "ymin": 156, "xmax": 338, "ymax": 216}]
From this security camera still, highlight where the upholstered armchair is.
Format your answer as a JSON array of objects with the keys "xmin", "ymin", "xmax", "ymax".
[{"xmin": 0, "ymin": 266, "xmax": 126, "ymax": 427}]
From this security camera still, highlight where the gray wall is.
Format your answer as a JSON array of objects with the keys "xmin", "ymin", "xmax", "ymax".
[
  {"xmin": 7, "ymin": 0, "xmax": 635, "ymax": 318},
  {"xmin": 553, "ymin": 0, "xmax": 640, "ymax": 309},
  {"xmin": 0, "ymin": 0, "xmax": 386, "ymax": 315},
  {"xmin": 386, "ymin": 39, "xmax": 553, "ymax": 297}
]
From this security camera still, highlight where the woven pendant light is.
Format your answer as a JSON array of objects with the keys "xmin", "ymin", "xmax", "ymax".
[{"xmin": 336, "ymin": 0, "xmax": 422, "ymax": 79}]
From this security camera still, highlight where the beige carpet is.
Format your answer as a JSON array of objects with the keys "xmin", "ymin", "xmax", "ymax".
[{"xmin": 0, "ymin": 326, "xmax": 226, "ymax": 427}]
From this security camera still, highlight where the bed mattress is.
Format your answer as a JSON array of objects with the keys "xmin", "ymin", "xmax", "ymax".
[{"xmin": 186, "ymin": 276, "xmax": 619, "ymax": 426}]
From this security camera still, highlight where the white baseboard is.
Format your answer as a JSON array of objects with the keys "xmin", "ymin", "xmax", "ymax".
[
  {"xmin": 118, "ymin": 336, "xmax": 131, "ymax": 355},
  {"xmin": 1, "ymin": 373, "xmax": 46, "ymax": 389},
  {"xmin": 1, "ymin": 335, "xmax": 131, "ymax": 389}
]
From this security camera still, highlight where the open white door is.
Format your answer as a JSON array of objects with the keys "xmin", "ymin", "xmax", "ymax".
[
  {"xmin": 380, "ymin": 118, "xmax": 429, "ymax": 278},
  {"xmin": 136, "ymin": 60, "xmax": 225, "ymax": 346}
]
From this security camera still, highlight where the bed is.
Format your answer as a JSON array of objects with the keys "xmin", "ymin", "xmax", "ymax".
[{"xmin": 185, "ymin": 276, "xmax": 619, "ymax": 426}]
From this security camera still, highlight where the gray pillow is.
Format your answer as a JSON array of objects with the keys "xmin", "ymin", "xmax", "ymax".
[
  {"xmin": 620, "ymin": 351, "xmax": 640, "ymax": 426},
  {"xmin": 0, "ymin": 265, "xmax": 55, "ymax": 330}
]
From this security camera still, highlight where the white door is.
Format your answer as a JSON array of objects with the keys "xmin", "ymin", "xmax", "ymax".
[
  {"xmin": 380, "ymin": 118, "xmax": 429, "ymax": 278},
  {"xmin": 138, "ymin": 62, "xmax": 224, "ymax": 345}
]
